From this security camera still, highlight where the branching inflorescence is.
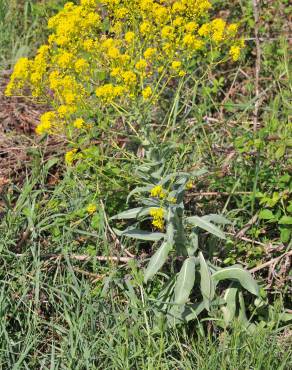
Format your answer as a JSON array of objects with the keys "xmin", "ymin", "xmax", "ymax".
[{"xmin": 6, "ymin": 0, "xmax": 244, "ymax": 156}]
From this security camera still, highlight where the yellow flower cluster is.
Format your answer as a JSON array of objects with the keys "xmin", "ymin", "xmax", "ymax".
[
  {"xmin": 5, "ymin": 0, "xmax": 244, "ymax": 141},
  {"xmin": 150, "ymin": 185, "xmax": 166, "ymax": 199},
  {"xmin": 150, "ymin": 208, "xmax": 165, "ymax": 231},
  {"xmin": 65, "ymin": 149, "xmax": 77, "ymax": 164},
  {"xmin": 35, "ymin": 111, "xmax": 57, "ymax": 135},
  {"xmin": 86, "ymin": 203, "xmax": 97, "ymax": 214}
]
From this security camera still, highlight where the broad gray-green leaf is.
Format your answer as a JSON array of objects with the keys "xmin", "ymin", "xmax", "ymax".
[
  {"xmin": 182, "ymin": 301, "xmax": 206, "ymax": 322},
  {"xmin": 279, "ymin": 312, "xmax": 292, "ymax": 322},
  {"xmin": 221, "ymin": 285, "xmax": 238, "ymax": 325},
  {"xmin": 187, "ymin": 216, "xmax": 226, "ymax": 239},
  {"xmin": 111, "ymin": 207, "xmax": 152, "ymax": 220},
  {"xmin": 123, "ymin": 229, "xmax": 165, "ymax": 241},
  {"xmin": 174, "ymin": 257, "xmax": 196, "ymax": 304},
  {"xmin": 190, "ymin": 168, "xmax": 208, "ymax": 177},
  {"xmin": 238, "ymin": 291, "xmax": 249, "ymax": 327},
  {"xmin": 144, "ymin": 241, "xmax": 172, "ymax": 282},
  {"xmin": 117, "ymin": 229, "xmax": 165, "ymax": 241},
  {"xmin": 151, "ymin": 166, "xmax": 164, "ymax": 179},
  {"xmin": 212, "ymin": 266, "xmax": 259, "ymax": 296},
  {"xmin": 202, "ymin": 214, "xmax": 231, "ymax": 225},
  {"xmin": 199, "ymin": 252, "xmax": 215, "ymax": 311},
  {"xmin": 187, "ymin": 231, "xmax": 199, "ymax": 256},
  {"xmin": 168, "ymin": 301, "xmax": 205, "ymax": 324},
  {"xmin": 126, "ymin": 186, "xmax": 153, "ymax": 202}
]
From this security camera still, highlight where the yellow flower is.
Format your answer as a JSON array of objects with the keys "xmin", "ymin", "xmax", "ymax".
[
  {"xmin": 185, "ymin": 181, "xmax": 193, "ymax": 190},
  {"xmin": 95, "ymin": 84, "xmax": 125, "ymax": 102},
  {"xmin": 150, "ymin": 208, "xmax": 165, "ymax": 230},
  {"xmin": 140, "ymin": 21, "xmax": 151, "ymax": 35},
  {"xmin": 74, "ymin": 58, "xmax": 88, "ymax": 73},
  {"xmin": 107, "ymin": 47, "xmax": 120, "ymax": 59},
  {"xmin": 110, "ymin": 67, "xmax": 121, "ymax": 77},
  {"xmin": 198, "ymin": 23, "xmax": 211, "ymax": 37},
  {"xmin": 172, "ymin": 2, "xmax": 186, "ymax": 13},
  {"xmin": 185, "ymin": 22, "xmax": 198, "ymax": 33},
  {"xmin": 168, "ymin": 197, "xmax": 177, "ymax": 204},
  {"xmin": 5, "ymin": 57, "xmax": 31, "ymax": 96},
  {"xmin": 125, "ymin": 31, "xmax": 134, "ymax": 43},
  {"xmin": 171, "ymin": 61, "xmax": 182, "ymax": 70},
  {"xmin": 35, "ymin": 111, "xmax": 57, "ymax": 135},
  {"xmin": 142, "ymin": 86, "xmax": 152, "ymax": 100},
  {"xmin": 150, "ymin": 185, "xmax": 166, "ymax": 199},
  {"xmin": 115, "ymin": 7, "xmax": 128, "ymax": 19},
  {"xmin": 57, "ymin": 105, "xmax": 76, "ymax": 117},
  {"xmin": 65, "ymin": 149, "xmax": 77, "ymax": 164},
  {"xmin": 227, "ymin": 23, "xmax": 238, "ymax": 36},
  {"xmin": 229, "ymin": 45, "xmax": 241, "ymax": 61},
  {"xmin": 143, "ymin": 47, "xmax": 156, "ymax": 60},
  {"xmin": 173, "ymin": 16, "xmax": 184, "ymax": 27},
  {"xmin": 86, "ymin": 203, "xmax": 97, "ymax": 214},
  {"xmin": 135, "ymin": 59, "xmax": 147, "ymax": 71},
  {"xmin": 211, "ymin": 18, "xmax": 226, "ymax": 43},
  {"xmin": 83, "ymin": 39, "xmax": 94, "ymax": 51},
  {"xmin": 122, "ymin": 71, "xmax": 137, "ymax": 86},
  {"xmin": 161, "ymin": 26, "xmax": 174, "ymax": 39},
  {"xmin": 81, "ymin": 0, "xmax": 97, "ymax": 7},
  {"xmin": 183, "ymin": 34, "xmax": 203, "ymax": 50},
  {"xmin": 57, "ymin": 52, "xmax": 73, "ymax": 68},
  {"xmin": 73, "ymin": 118, "xmax": 85, "ymax": 128}
]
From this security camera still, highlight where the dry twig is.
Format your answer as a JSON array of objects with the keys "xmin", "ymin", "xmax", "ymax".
[{"xmin": 250, "ymin": 250, "xmax": 292, "ymax": 273}]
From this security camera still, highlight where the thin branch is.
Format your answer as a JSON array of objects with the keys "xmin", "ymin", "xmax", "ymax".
[
  {"xmin": 252, "ymin": 0, "xmax": 261, "ymax": 131},
  {"xmin": 250, "ymin": 250, "xmax": 292, "ymax": 273},
  {"xmin": 225, "ymin": 232, "xmax": 268, "ymax": 247},
  {"xmin": 187, "ymin": 191, "xmax": 252, "ymax": 197},
  {"xmin": 15, "ymin": 253, "xmax": 136, "ymax": 263},
  {"xmin": 236, "ymin": 214, "xmax": 258, "ymax": 238},
  {"xmin": 99, "ymin": 199, "xmax": 135, "ymax": 258}
]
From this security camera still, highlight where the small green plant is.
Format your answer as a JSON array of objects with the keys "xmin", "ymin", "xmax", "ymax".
[{"xmin": 112, "ymin": 145, "xmax": 260, "ymax": 326}]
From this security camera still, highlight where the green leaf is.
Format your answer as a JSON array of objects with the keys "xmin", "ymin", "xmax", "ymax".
[
  {"xmin": 279, "ymin": 174, "xmax": 290, "ymax": 183},
  {"xmin": 174, "ymin": 257, "xmax": 196, "ymax": 304},
  {"xmin": 199, "ymin": 252, "xmax": 215, "ymax": 311},
  {"xmin": 168, "ymin": 301, "xmax": 205, "ymax": 324},
  {"xmin": 187, "ymin": 231, "xmax": 199, "ymax": 256},
  {"xmin": 190, "ymin": 168, "xmax": 208, "ymax": 177},
  {"xmin": 221, "ymin": 284, "xmax": 238, "ymax": 325},
  {"xmin": 258, "ymin": 209, "xmax": 275, "ymax": 220},
  {"xmin": 275, "ymin": 145, "xmax": 286, "ymax": 159},
  {"xmin": 212, "ymin": 266, "xmax": 259, "ymax": 296},
  {"xmin": 202, "ymin": 214, "xmax": 231, "ymax": 225},
  {"xmin": 126, "ymin": 186, "xmax": 153, "ymax": 202},
  {"xmin": 278, "ymin": 216, "xmax": 292, "ymax": 225},
  {"xmin": 111, "ymin": 207, "xmax": 152, "ymax": 220},
  {"xmin": 238, "ymin": 291, "xmax": 249, "ymax": 325},
  {"xmin": 182, "ymin": 302, "xmax": 206, "ymax": 322},
  {"xmin": 280, "ymin": 228, "xmax": 291, "ymax": 243},
  {"xmin": 278, "ymin": 312, "xmax": 292, "ymax": 322},
  {"xmin": 187, "ymin": 216, "xmax": 226, "ymax": 239},
  {"xmin": 144, "ymin": 241, "xmax": 172, "ymax": 283},
  {"xmin": 121, "ymin": 229, "xmax": 165, "ymax": 241}
]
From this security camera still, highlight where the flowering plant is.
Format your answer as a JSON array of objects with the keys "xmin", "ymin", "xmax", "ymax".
[
  {"xmin": 111, "ymin": 145, "xmax": 259, "ymax": 326},
  {"xmin": 6, "ymin": 0, "xmax": 244, "ymax": 162}
]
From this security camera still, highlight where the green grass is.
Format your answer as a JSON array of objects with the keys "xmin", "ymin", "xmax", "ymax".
[
  {"xmin": 0, "ymin": 0, "xmax": 68, "ymax": 68},
  {"xmin": 1, "ymin": 162, "xmax": 291, "ymax": 369},
  {"xmin": 0, "ymin": 0, "xmax": 291, "ymax": 368}
]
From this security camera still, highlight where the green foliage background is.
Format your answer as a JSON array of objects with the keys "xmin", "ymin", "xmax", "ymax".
[{"xmin": 0, "ymin": 0, "xmax": 291, "ymax": 368}]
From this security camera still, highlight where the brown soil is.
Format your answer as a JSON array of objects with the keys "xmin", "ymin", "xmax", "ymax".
[{"xmin": 0, "ymin": 70, "xmax": 63, "ymax": 190}]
